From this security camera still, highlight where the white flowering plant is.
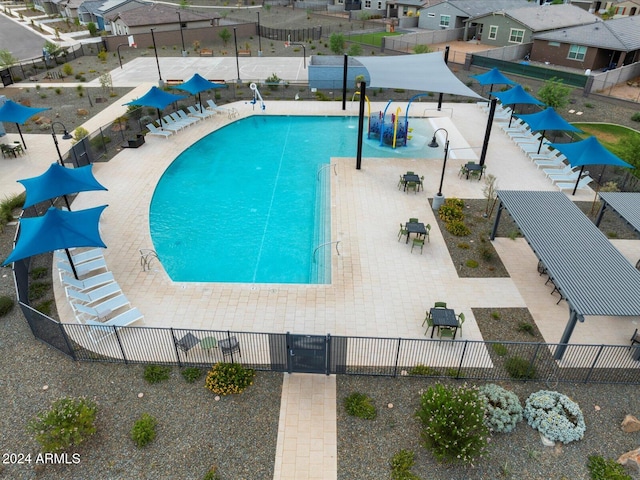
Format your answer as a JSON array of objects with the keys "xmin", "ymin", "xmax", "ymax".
[
  {"xmin": 523, "ymin": 390, "xmax": 585, "ymax": 444},
  {"xmin": 416, "ymin": 383, "xmax": 488, "ymax": 464},
  {"xmin": 478, "ymin": 383, "xmax": 523, "ymax": 433}
]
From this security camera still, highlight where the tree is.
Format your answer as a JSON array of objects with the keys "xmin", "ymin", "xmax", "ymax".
[
  {"xmin": 347, "ymin": 43, "xmax": 362, "ymax": 56},
  {"xmin": 0, "ymin": 49, "xmax": 17, "ymax": 68},
  {"xmin": 358, "ymin": 11, "xmax": 371, "ymax": 28},
  {"xmin": 43, "ymin": 41, "xmax": 63, "ymax": 57},
  {"xmin": 329, "ymin": 33, "xmax": 345, "ymax": 54},
  {"xmin": 219, "ymin": 28, "xmax": 231, "ymax": 46},
  {"xmin": 87, "ymin": 22, "xmax": 97, "ymax": 37},
  {"xmin": 537, "ymin": 77, "xmax": 571, "ymax": 110}
]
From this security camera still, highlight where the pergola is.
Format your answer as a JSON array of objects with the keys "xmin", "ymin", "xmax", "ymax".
[
  {"xmin": 595, "ymin": 192, "xmax": 640, "ymax": 237},
  {"xmin": 491, "ymin": 191, "xmax": 640, "ymax": 359}
]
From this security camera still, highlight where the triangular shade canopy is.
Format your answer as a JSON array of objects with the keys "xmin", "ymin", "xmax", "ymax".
[
  {"xmin": 2, "ymin": 206, "xmax": 107, "ymax": 266},
  {"xmin": 470, "ymin": 68, "xmax": 516, "ymax": 87},
  {"xmin": 124, "ymin": 86, "xmax": 187, "ymax": 110},
  {"xmin": 355, "ymin": 53, "xmax": 484, "ymax": 99},
  {"xmin": 517, "ymin": 108, "xmax": 581, "ymax": 133},
  {"xmin": 18, "ymin": 163, "xmax": 108, "ymax": 209},
  {"xmin": 170, "ymin": 74, "xmax": 226, "ymax": 96},
  {"xmin": 0, "ymin": 99, "xmax": 50, "ymax": 124},
  {"xmin": 493, "ymin": 85, "xmax": 545, "ymax": 106},
  {"xmin": 550, "ymin": 136, "xmax": 633, "ymax": 168}
]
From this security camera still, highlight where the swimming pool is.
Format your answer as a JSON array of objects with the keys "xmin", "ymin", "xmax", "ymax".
[{"xmin": 150, "ymin": 115, "xmax": 436, "ymax": 284}]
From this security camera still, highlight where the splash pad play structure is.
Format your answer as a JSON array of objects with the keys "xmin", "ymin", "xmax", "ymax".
[{"xmin": 366, "ymin": 95, "xmax": 435, "ymax": 149}]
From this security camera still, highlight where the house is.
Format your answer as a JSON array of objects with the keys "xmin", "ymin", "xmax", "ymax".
[
  {"xmin": 611, "ymin": 0, "xmax": 640, "ymax": 16},
  {"xmin": 96, "ymin": 0, "xmax": 148, "ymax": 31},
  {"xmin": 106, "ymin": 4, "xmax": 220, "ymax": 36},
  {"xmin": 77, "ymin": 0, "xmax": 104, "ymax": 26},
  {"xmin": 417, "ymin": 0, "xmax": 536, "ymax": 40},
  {"xmin": 531, "ymin": 15, "xmax": 640, "ymax": 70},
  {"xmin": 569, "ymin": 0, "xmax": 620, "ymax": 13},
  {"xmin": 386, "ymin": 0, "xmax": 428, "ymax": 28},
  {"xmin": 468, "ymin": 4, "xmax": 598, "ymax": 47}
]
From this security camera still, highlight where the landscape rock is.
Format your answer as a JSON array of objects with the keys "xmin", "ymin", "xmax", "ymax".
[
  {"xmin": 77, "ymin": 108, "xmax": 89, "ymax": 116},
  {"xmin": 622, "ymin": 414, "xmax": 640, "ymax": 433},
  {"xmin": 618, "ymin": 447, "xmax": 640, "ymax": 472}
]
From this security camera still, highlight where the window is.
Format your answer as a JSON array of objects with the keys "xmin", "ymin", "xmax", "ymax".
[
  {"xmin": 488, "ymin": 25, "xmax": 498, "ymax": 40},
  {"xmin": 567, "ymin": 44, "xmax": 587, "ymax": 61},
  {"xmin": 508, "ymin": 28, "xmax": 525, "ymax": 43},
  {"xmin": 615, "ymin": 6, "xmax": 626, "ymax": 15},
  {"xmin": 364, "ymin": 0, "xmax": 371, "ymax": 7},
  {"xmin": 439, "ymin": 14, "xmax": 450, "ymax": 27},
  {"xmin": 548, "ymin": 41, "xmax": 560, "ymax": 47},
  {"xmin": 377, "ymin": 1, "xmax": 382, "ymax": 9}
]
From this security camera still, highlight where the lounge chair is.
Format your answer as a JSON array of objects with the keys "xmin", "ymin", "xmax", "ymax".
[
  {"xmin": 556, "ymin": 176, "xmax": 593, "ymax": 192},
  {"xmin": 176, "ymin": 110, "xmax": 201, "ymax": 124},
  {"xmin": 57, "ymin": 257, "xmax": 108, "ymax": 280},
  {"xmin": 542, "ymin": 164, "xmax": 575, "ymax": 178},
  {"xmin": 187, "ymin": 105, "xmax": 212, "ymax": 119},
  {"xmin": 548, "ymin": 171, "xmax": 582, "ymax": 184},
  {"xmin": 55, "ymin": 248, "xmax": 104, "ymax": 265},
  {"xmin": 206, "ymin": 99, "xmax": 239, "ymax": 118},
  {"xmin": 62, "ymin": 271, "xmax": 116, "ymax": 292},
  {"xmin": 162, "ymin": 116, "xmax": 186, "ymax": 132},
  {"xmin": 65, "ymin": 281, "xmax": 122, "ymax": 305},
  {"xmin": 146, "ymin": 123, "xmax": 173, "ymax": 138},
  {"xmin": 83, "ymin": 308, "xmax": 144, "ymax": 343},
  {"xmin": 71, "ymin": 293, "xmax": 131, "ymax": 320},
  {"xmin": 170, "ymin": 112, "xmax": 197, "ymax": 127}
]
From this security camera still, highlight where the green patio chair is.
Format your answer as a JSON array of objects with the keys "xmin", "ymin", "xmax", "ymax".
[
  {"xmin": 409, "ymin": 217, "xmax": 418, "ymax": 224},
  {"xmin": 397, "ymin": 174, "xmax": 404, "ymax": 190},
  {"xmin": 438, "ymin": 326, "xmax": 455, "ymax": 341},
  {"xmin": 425, "ymin": 224, "xmax": 431, "ymax": 243},
  {"xmin": 398, "ymin": 223, "xmax": 408, "ymax": 242},
  {"xmin": 423, "ymin": 314, "xmax": 434, "ymax": 336},
  {"xmin": 457, "ymin": 312, "xmax": 465, "ymax": 336},
  {"xmin": 406, "ymin": 181, "xmax": 418, "ymax": 194},
  {"xmin": 434, "ymin": 301, "xmax": 447, "ymax": 309},
  {"xmin": 411, "ymin": 237, "xmax": 424, "ymax": 254}
]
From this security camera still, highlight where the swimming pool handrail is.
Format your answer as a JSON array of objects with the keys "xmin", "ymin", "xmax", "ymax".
[
  {"xmin": 313, "ymin": 241, "xmax": 341, "ymax": 263},
  {"xmin": 317, "ymin": 163, "xmax": 337, "ymax": 180}
]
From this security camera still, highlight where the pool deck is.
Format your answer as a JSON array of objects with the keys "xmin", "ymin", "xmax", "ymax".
[{"xmin": 3, "ymin": 99, "xmax": 639, "ymax": 480}]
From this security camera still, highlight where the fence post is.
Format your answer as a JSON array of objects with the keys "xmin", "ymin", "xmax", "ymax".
[
  {"xmin": 455, "ymin": 340, "xmax": 469, "ymax": 379},
  {"xmin": 393, "ymin": 338, "xmax": 401, "ymax": 377},
  {"xmin": 325, "ymin": 333, "xmax": 331, "ymax": 375},
  {"xmin": 170, "ymin": 328, "xmax": 184, "ymax": 367},
  {"xmin": 113, "ymin": 326, "xmax": 129, "ymax": 364},
  {"xmin": 529, "ymin": 343, "xmax": 542, "ymax": 381},
  {"xmin": 584, "ymin": 345, "xmax": 604, "ymax": 383}
]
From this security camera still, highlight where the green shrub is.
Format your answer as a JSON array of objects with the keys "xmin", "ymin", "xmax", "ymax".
[
  {"xmin": 62, "ymin": 63, "xmax": 73, "ymax": 76},
  {"xmin": 130, "ymin": 413, "xmax": 157, "ymax": 448},
  {"xmin": 0, "ymin": 192, "xmax": 25, "ymax": 227},
  {"xmin": 97, "ymin": 49, "xmax": 107, "ymax": 62},
  {"xmin": 0, "ymin": 295, "xmax": 15, "ymax": 317},
  {"xmin": 205, "ymin": 362, "xmax": 255, "ymax": 395},
  {"xmin": 344, "ymin": 392, "xmax": 377, "ymax": 419},
  {"xmin": 390, "ymin": 449, "xmax": 421, "ymax": 480},
  {"xmin": 631, "ymin": 112, "xmax": 640, "ymax": 122},
  {"xmin": 416, "ymin": 383, "xmax": 488, "ymax": 463},
  {"xmin": 504, "ymin": 356, "xmax": 536, "ymax": 380},
  {"xmin": 587, "ymin": 455, "xmax": 632, "ymax": 480},
  {"xmin": 491, "ymin": 311, "xmax": 501, "ymax": 319},
  {"xmin": 517, "ymin": 322, "xmax": 535, "ymax": 336},
  {"xmin": 181, "ymin": 367, "xmax": 203, "ymax": 383},
  {"xmin": 478, "ymin": 244, "xmax": 493, "ymax": 262},
  {"xmin": 524, "ymin": 390, "xmax": 585, "ymax": 444},
  {"xmin": 28, "ymin": 281, "xmax": 51, "ymax": 300},
  {"xmin": 203, "ymin": 465, "xmax": 221, "ymax": 480},
  {"xmin": 409, "ymin": 364, "xmax": 440, "ymax": 376},
  {"xmin": 438, "ymin": 203, "xmax": 464, "ymax": 223},
  {"xmin": 465, "ymin": 259, "xmax": 479, "ymax": 268},
  {"xmin": 35, "ymin": 299, "xmax": 54, "ymax": 316},
  {"xmin": 457, "ymin": 242, "xmax": 470, "ymax": 249},
  {"xmin": 491, "ymin": 343, "xmax": 508, "ymax": 356},
  {"xmin": 444, "ymin": 198, "xmax": 464, "ymax": 209},
  {"xmin": 478, "ymin": 384, "xmax": 523, "ymax": 433},
  {"xmin": 446, "ymin": 220, "xmax": 471, "ymax": 237},
  {"xmin": 27, "ymin": 397, "xmax": 97, "ymax": 453},
  {"xmin": 144, "ymin": 364, "xmax": 171, "ymax": 384}
]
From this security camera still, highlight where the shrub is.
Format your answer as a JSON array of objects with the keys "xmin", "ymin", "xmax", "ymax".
[
  {"xmin": 491, "ymin": 343, "xmax": 508, "ymax": 356},
  {"xmin": 205, "ymin": 362, "xmax": 255, "ymax": 395},
  {"xmin": 413, "ymin": 44, "xmax": 431, "ymax": 54},
  {"xmin": 0, "ymin": 192, "xmax": 25, "ymax": 226},
  {"xmin": 478, "ymin": 244, "xmax": 493, "ymax": 262},
  {"xmin": 144, "ymin": 364, "xmax": 171, "ymax": 384},
  {"xmin": 416, "ymin": 383, "xmax": 488, "ymax": 464},
  {"xmin": 130, "ymin": 413, "xmax": 157, "ymax": 447},
  {"xmin": 72, "ymin": 126, "xmax": 89, "ymax": 144},
  {"xmin": 444, "ymin": 198, "xmax": 464, "ymax": 209},
  {"xmin": 203, "ymin": 465, "xmax": 221, "ymax": 480},
  {"xmin": 390, "ymin": 449, "xmax": 421, "ymax": 480},
  {"xmin": 505, "ymin": 356, "xmax": 536, "ymax": 380},
  {"xmin": 446, "ymin": 220, "xmax": 471, "ymax": 237},
  {"xmin": 457, "ymin": 242, "xmax": 470, "ymax": 249},
  {"xmin": 438, "ymin": 203, "xmax": 463, "ymax": 223},
  {"xmin": 587, "ymin": 455, "xmax": 632, "ymax": 480},
  {"xmin": 491, "ymin": 311, "xmax": 501, "ymax": 319},
  {"xmin": 28, "ymin": 281, "xmax": 50, "ymax": 300},
  {"xmin": 409, "ymin": 364, "xmax": 440, "ymax": 376},
  {"xmin": 0, "ymin": 295, "xmax": 14, "ymax": 317},
  {"xmin": 524, "ymin": 390, "xmax": 585, "ymax": 444},
  {"xmin": 478, "ymin": 384, "xmax": 523, "ymax": 433},
  {"xmin": 27, "ymin": 397, "xmax": 97, "ymax": 453},
  {"xmin": 35, "ymin": 299, "xmax": 54, "ymax": 316},
  {"xmin": 631, "ymin": 112, "xmax": 640, "ymax": 122},
  {"xmin": 62, "ymin": 63, "xmax": 73, "ymax": 76},
  {"xmin": 517, "ymin": 322, "xmax": 535, "ymax": 336},
  {"xmin": 181, "ymin": 367, "xmax": 203, "ymax": 383},
  {"xmin": 344, "ymin": 392, "xmax": 377, "ymax": 419},
  {"xmin": 465, "ymin": 259, "xmax": 479, "ymax": 268},
  {"xmin": 97, "ymin": 49, "xmax": 108, "ymax": 62}
]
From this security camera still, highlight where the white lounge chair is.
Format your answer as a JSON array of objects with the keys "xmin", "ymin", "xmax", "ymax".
[
  {"xmin": 65, "ymin": 281, "xmax": 122, "ymax": 305},
  {"xmin": 176, "ymin": 110, "xmax": 201, "ymax": 125},
  {"xmin": 206, "ymin": 99, "xmax": 238, "ymax": 118},
  {"xmin": 557, "ymin": 176, "xmax": 593, "ymax": 192},
  {"xmin": 170, "ymin": 112, "xmax": 197, "ymax": 127},
  {"xmin": 542, "ymin": 164, "xmax": 576, "ymax": 178},
  {"xmin": 72, "ymin": 293, "xmax": 131, "ymax": 320},
  {"xmin": 548, "ymin": 171, "xmax": 582, "ymax": 184},
  {"xmin": 62, "ymin": 271, "xmax": 116, "ymax": 291},
  {"xmin": 533, "ymin": 158, "xmax": 566, "ymax": 170},
  {"xmin": 55, "ymin": 248, "xmax": 104, "ymax": 265},
  {"xmin": 146, "ymin": 123, "xmax": 173, "ymax": 138},
  {"xmin": 162, "ymin": 116, "xmax": 186, "ymax": 132},
  {"xmin": 58, "ymin": 257, "xmax": 108, "ymax": 280},
  {"xmin": 83, "ymin": 308, "xmax": 144, "ymax": 343},
  {"xmin": 188, "ymin": 105, "xmax": 214, "ymax": 119}
]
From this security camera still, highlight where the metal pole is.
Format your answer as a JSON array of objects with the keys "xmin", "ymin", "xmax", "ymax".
[
  {"xmin": 257, "ymin": 12, "xmax": 262, "ymax": 56},
  {"xmin": 51, "ymin": 121, "xmax": 71, "ymax": 166},
  {"xmin": 479, "ymin": 98, "xmax": 497, "ymax": 167},
  {"xmin": 437, "ymin": 45, "xmax": 450, "ymax": 111},
  {"xmin": 116, "ymin": 43, "xmax": 127, "ymax": 69},
  {"xmin": 150, "ymin": 28, "xmax": 163, "ymax": 87},
  {"xmin": 177, "ymin": 11, "xmax": 186, "ymax": 57},
  {"xmin": 437, "ymin": 139, "xmax": 449, "ymax": 196},
  {"xmin": 356, "ymin": 81, "xmax": 366, "ymax": 170},
  {"xmin": 233, "ymin": 27, "xmax": 241, "ymax": 83},
  {"xmin": 341, "ymin": 53, "xmax": 348, "ymax": 111}
]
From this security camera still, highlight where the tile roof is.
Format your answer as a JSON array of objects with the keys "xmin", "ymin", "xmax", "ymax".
[
  {"xmin": 448, "ymin": 0, "xmax": 536, "ymax": 18},
  {"xmin": 503, "ymin": 4, "xmax": 599, "ymax": 31},
  {"xmin": 534, "ymin": 15, "xmax": 640, "ymax": 50},
  {"xmin": 107, "ymin": 3, "xmax": 219, "ymax": 25}
]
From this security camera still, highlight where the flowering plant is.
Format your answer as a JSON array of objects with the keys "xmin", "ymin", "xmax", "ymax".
[{"xmin": 524, "ymin": 390, "xmax": 585, "ymax": 444}]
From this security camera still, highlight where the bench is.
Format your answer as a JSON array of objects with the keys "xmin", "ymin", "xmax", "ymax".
[
  {"xmin": 208, "ymin": 79, "xmax": 226, "ymax": 86},
  {"xmin": 199, "ymin": 48, "xmax": 213, "ymax": 57},
  {"xmin": 238, "ymin": 50, "xmax": 251, "ymax": 57},
  {"xmin": 166, "ymin": 79, "xmax": 183, "ymax": 86}
]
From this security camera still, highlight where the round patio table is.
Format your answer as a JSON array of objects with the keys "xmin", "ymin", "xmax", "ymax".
[{"xmin": 200, "ymin": 336, "xmax": 218, "ymax": 353}]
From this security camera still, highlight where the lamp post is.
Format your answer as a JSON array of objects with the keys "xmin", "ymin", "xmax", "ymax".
[
  {"xmin": 289, "ymin": 42, "xmax": 307, "ymax": 68},
  {"xmin": 51, "ymin": 121, "xmax": 72, "ymax": 167},
  {"xmin": 177, "ymin": 11, "xmax": 186, "ymax": 57},
  {"xmin": 233, "ymin": 27, "xmax": 241, "ymax": 83},
  {"xmin": 256, "ymin": 12, "xmax": 262, "ymax": 57},
  {"xmin": 428, "ymin": 127, "xmax": 449, "ymax": 210},
  {"xmin": 150, "ymin": 28, "xmax": 164, "ymax": 87}
]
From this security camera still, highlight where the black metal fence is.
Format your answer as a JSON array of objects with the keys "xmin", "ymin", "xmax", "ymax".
[{"xmin": 258, "ymin": 25, "xmax": 323, "ymax": 42}]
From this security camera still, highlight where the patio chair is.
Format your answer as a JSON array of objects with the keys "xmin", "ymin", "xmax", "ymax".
[
  {"xmin": 55, "ymin": 247, "xmax": 104, "ymax": 265},
  {"xmin": 146, "ymin": 123, "xmax": 173, "ymax": 138},
  {"xmin": 72, "ymin": 295, "xmax": 132, "ymax": 322},
  {"xmin": 68, "ymin": 288, "xmax": 130, "ymax": 313},
  {"xmin": 434, "ymin": 302, "xmax": 447, "ymax": 309},
  {"xmin": 409, "ymin": 217, "xmax": 418, "ymax": 224},
  {"xmin": 424, "ymin": 224, "xmax": 431, "ymax": 243},
  {"xmin": 406, "ymin": 181, "xmax": 418, "ymax": 194},
  {"xmin": 423, "ymin": 314, "xmax": 434, "ymax": 336},
  {"xmin": 630, "ymin": 329, "xmax": 640, "ymax": 349},
  {"xmin": 438, "ymin": 326, "xmax": 455, "ymax": 341},
  {"xmin": 548, "ymin": 171, "xmax": 582, "ymax": 184},
  {"xmin": 457, "ymin": 312, "xmax": 465, "ymax": 336},
  {"xmin": 57, "ymin": 257, "xmax": 108, "ymax": 280},
  {"xmin": 411, "ymin": 236, "xmax": 424, "ymax": 254},
  {"xmin": 397, "ymin": 174, "xmax": 404, "ymax": 190},
  {"xmin": 83, "ymin": 308, "xmax": 144, "ymax": 343},
  {"xmin": 219, "ymin": 336, "xmax": 242, "ymax": 357},
  {"xmin": 398, "ymin": 223, "xmax": 408, "ymax": 242},
  {"xmin": 176, "ymin": 332, "xmax": 200, "ymax": 355},
  {"xmin": 206, "ymin": 99, "xmax": 237, "ymax": 117},
  {"xmin": 162, "ymin": 116, "xmax": 187, "ymax": 132},
  {"xmin": 556, "ymin": 176, "xmax": 593, "ymax": 192},
  {"xmin": 542, "ymin": 164, "xmax": 575, "ymax": 179},
  {"xmin": 172, "ymin": 111, "xmax": 198, "ymax": 127}
]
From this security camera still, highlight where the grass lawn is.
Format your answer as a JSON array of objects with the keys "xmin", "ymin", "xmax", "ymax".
[
  {"xmin": 347, "ymin": 31, "xmax": 401, "ymax": 47},
  {"xmin": 571, "ymin": 122, "xmax": 640, "ymax": 169}
]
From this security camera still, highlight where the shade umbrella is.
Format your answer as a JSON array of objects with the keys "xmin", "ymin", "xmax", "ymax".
[
  {"xmin": 517, "ymin": 107, "xmax": 582, "ymax": 153},
  {"xmin": 18, "ymin": 163, "xmax": 108, "ymax": 210},
  {"xmin": 0, "ymin": 99, "xmax": 50, "ymax": 149},
  {"xmin": 470, "ymin": 67, "xmax": 517, "ymax": 100},
  {"xmin": 493, "ymin": 85, "xmax": 545, "ymax": 127},
  {"xmin": 2, "ymin": 205, "xmax": 107, "ymax": 278},
  {"xmin": 169, "ymin": 73, "xmax": 226, "ymax": 110},
  {"xmin": 123, "ymin": 86, "xmax": 187, "ymax": 127},
  {"xmin": 550, "ymin": 136, "xmax": 634, "ymax": 195}
]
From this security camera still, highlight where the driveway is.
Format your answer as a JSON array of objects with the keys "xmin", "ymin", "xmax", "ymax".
[{"xmin": 0, "ymin": 12, "xmax": 50, "ymax": 62}]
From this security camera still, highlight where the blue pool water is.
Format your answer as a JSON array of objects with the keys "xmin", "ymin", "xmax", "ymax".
[{"xmin": 150, "ymin": 115, "xmax": 435, "ymax": 283}]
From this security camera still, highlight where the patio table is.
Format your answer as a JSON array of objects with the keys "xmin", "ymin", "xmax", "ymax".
[
  {"xmin": 405, "ymin": 222, "xmax": 427, "ymax": 244},
  {"xmin": 402, "ymin": 174, "xmax": 421, "ymax": 191},
  {"xmin": 429, "ymin": 308, "xmax": 459, "ymax": 339}
]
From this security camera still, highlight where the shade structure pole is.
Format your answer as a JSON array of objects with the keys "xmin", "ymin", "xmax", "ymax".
[
  {"xmin": 233, "ymin": 27, "xmax": 241, "ymax": 83},
  {"xmin": 256, "ymin": 12, "xmax": 262, "ymax": 56},
  {"xmin": 554, "ymin": 309, "xmax": 580, "ymax": 360},
  {"xmin": 16, "ymin": 123, "xmax": 27, "ymax": 149},
  {"xmin": 479, "ymin": 98, "xmax": 497, "ymax": 167},
  {"xmin": 537, "ymin": 129, "xmax": 546, "ymax": 154},
  {"xmin": 177, "ymin": 11, "xmax": 186, "ymax": 57},
  {"xmin": 572, "ymin": 166, "xmax": 585, "ymax": 196},
  {"xmin": 341, "ymin": 54, "xmax": 348, "ymax": 111},
  {"xmin": 64, "ymin": 248, "xmax": 79, "ymax": 279},
  {"xmin": 356, "ymin": 81, "xmax": 366, "ymax": 170},
  {"xmin": 150, "ymin": 28, "xmax": 163, "ymax": 87},
  {"xmin": 437, "ymin": 46, "xmax": 450, "ymax": 112},
  {"xmin": 156, "ymin": 108, "xmax": 163, "ymax": 127}
]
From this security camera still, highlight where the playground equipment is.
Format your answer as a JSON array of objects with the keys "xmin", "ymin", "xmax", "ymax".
[
  {"xmin": 368, "ymin": 100, "xmax": 410, "ymax": 148},
  {"xmin": 249, "ymin": 83, "xmax": 266, "ymax": 111}
]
